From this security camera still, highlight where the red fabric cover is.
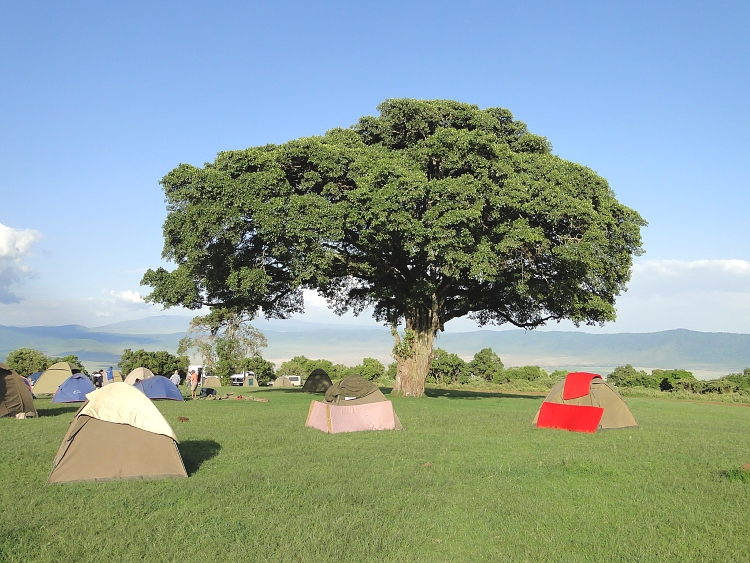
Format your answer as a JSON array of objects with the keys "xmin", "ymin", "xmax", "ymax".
[
  {"xmin": 562, "ymin": 372, "xmax": 603, "ymax": 400},
  {"xmin": 536, "ymin": 402, "xmax": 604, "ymax": 433}
]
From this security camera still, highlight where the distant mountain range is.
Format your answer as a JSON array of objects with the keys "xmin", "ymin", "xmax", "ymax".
[{"xmin": 2, "ymin": 315, "xmax": 750, "ymax": 379}]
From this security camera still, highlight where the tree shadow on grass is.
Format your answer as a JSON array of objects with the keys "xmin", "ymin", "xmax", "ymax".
[
  {"xmin": 380, "ymin": 387, "xmax": 544, "ymax": 401},
  {"xmin": 36, "ymin": 405, "xmax": 80, "ymax": 417},
  {"xmin": 179, "ymin": 440, "xmax": 222, "ymax": 476}
]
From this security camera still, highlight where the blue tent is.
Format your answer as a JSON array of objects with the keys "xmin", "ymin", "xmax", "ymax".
[
  {"xmin": 28, "ymin": 371, "xmax": 43, "ymax": 385},
  {"xmin": 136, "ymin": 375, "xmax": 184, "ymax": 401},
  {"xmin": 52, "ymin": 373, "xmax": 96, "ymax": 403}
]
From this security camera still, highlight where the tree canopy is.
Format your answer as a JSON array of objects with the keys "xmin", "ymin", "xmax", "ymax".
[
  {"xmin": 119, "ymin": 349, "xmax": 188, "ymax": 377},
  {"xmin": 143, "ymin": 99, "xmax": 645, "ymax": 397}
]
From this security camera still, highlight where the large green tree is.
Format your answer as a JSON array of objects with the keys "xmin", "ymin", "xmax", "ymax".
[{"xmin": 142, "ymin": 99, "xmax": 645, "ymax": 397}]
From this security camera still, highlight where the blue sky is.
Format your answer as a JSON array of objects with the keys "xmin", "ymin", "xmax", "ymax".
[{"xmin": 1, "ymin": 1, "xmax": 749, "ymax": 332}]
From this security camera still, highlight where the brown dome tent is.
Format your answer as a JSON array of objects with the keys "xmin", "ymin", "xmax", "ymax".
[
  {"xmin": 32, "ymin": 362, "xmax": 80, "ymax": 396},
  {"xmin": 48, "ymin": 383, "xmax": 187, "ymax": 484},
  {"xmin": 0, "ymin": 362, "xmax": 37, "ymax": 419},
  {"xmin": 202, "ymin": 375, "xmax": 222, "ymax": 388},
  {"xmin": 533, "ymin": 372, "xmax": 637, "ymax": 433},
  {"xmin": 273, "ymin": 376, "xmax": 294, "ymax": 388},
  {"xmin": 306, "ymin": 375, "xmax": 402, "ymax": 433},
  {"xmin": 301, "ymin": 368, "xmax": 333, "ymax": 393},
  {"xmin": 124, "ymin": 367, "xmax": 155, "ymax": 385}
]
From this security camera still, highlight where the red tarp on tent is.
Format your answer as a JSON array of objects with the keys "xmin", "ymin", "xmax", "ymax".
[
  {"xmin": 562, "ymin": 372, "xmax": 603, "ymax": 400},
  {"xmin": 536, "ymin": 402, "xmax": 604, "ymax": 433}
]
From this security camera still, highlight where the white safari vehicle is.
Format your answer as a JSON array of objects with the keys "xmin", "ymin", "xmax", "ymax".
[{"xmin": 287, "ymin": 375, "xmax": 302, "ymax": 387}]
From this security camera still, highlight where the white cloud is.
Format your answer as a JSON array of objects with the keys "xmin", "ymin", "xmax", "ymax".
[
  {"xmin": 109, "ymin": 289, "xmax": 145, "ymax": 304},
  {"xmin": 0, "ymin": 223, "xmax": 42, "ymax": 304}
]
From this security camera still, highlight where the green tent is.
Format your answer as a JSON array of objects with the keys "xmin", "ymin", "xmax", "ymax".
[
  {"xmin": 0, "ymin": 362, "xmax": 37, "ymax": 418},
  {"xmin": 302, "ymin": 368, "xmax": 332, "ymax": 393}
]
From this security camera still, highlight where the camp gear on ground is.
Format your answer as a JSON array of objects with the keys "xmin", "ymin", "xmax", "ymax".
[
  {"xmin": 124, "ymin": 367, "xmax": 156, "ymax": 385},
  {"xmin": 307, "ymin": 375, "xmax": 402, "ymax": 433},
  {"xmin": 48, "ymin": 383, "xmax": 187, "ymax": 484},
  {"xmin": 302, "ymin": 368, "xmax": 332, "ymax": 393},
  {"xmin": 52, "ymin": 373, "xmax": 96, "ymax": 403},
  {"xmin": 32, "ymin": 362, "xmax": 80, "ymax": 396},
  {"xmin": 200, "ymin": 387, "xmax": 217, "ymax": 397},
  {"xmin": 0, "ymin": 362, "xmax": 38, "ymax": 418},
  {"xmin": 135, "ymin": 375, "xmax": 185, "ymax": 401},
  {"xmin": 324, "ymin": 375, "xmax": 378, "ymax": 404},
  {"xmin": 533, "ymin": 372, "xmax": 638, "ymax": 433}
]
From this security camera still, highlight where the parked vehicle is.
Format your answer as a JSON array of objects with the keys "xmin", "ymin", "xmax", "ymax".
[
  {"xmin": 230, "ymin": 371, "xmax": 257, "ymax": 386},
  {"xmin": 287, "ymin": 375, "xmax": 302, "ymax": 387}
]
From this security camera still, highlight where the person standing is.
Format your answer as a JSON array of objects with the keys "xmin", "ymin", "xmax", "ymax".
[
  {"xmin": 189, "ymin": 370, "xmax": 199, "ymax": 399},
  {"xmin": 170, "ymin": 369, "xmax": 180, "ymax": 386},
  {"xmin": 106, "ymin": 366, "xmax": 114, "ymax": 385}
]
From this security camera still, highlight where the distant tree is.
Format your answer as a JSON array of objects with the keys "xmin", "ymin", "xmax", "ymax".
[
  {"xmin": 606, "ymin": 364, "xmax": 653, "ymax": 388},
  {"xmin": 468, "ymin": 348, "xmax": 504, "ymax": 381},
  {"xmin": 119, "ymin": 349, "xmax": 188, "ymax": 376},
  {"xmin": 276, "ymin": 356, "xmax": 309, "ymax": 377},
  {"xmin": 356, "ymin": 357, "xmax": 386, "ymax": 381},
  {"xmin": 549, "ymin": 369, "xmax": 569, "ymax": 382},
  {"xmin": 5, "ymin": 348, "xmax": 50, "ymax": 377},
  {"xmin": 142, "ymin": 99, "xmax": 646, "ymax": 397},
  {"xmin": 428, "ymin": 348, "xmax": 468, "ymax": 384},
  {"xmin": 177, "ymin": 308, "xmax": 267, "ymax": 379},
  {"xmin": 652, "ymin": 369, "xmax": 696, "ymax": 391},
  {"xmin": 243, "ymin": 356, "xmax": 275, "ymax": 384},
  {"xmin": 502, "ymin": 365, "xmax": 547, "ymax": 383}
]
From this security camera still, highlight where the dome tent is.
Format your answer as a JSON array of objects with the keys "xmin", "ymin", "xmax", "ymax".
[
  {"xmin": 124, "ymin": 367, "xmax": 155, "ymax": 385},
  {"xmin": 0, "ymin": 362, "xmax": 37, "ymax": 419},
  {"xmin": 48, "ymin": 383, "xmax": 187, "ymax": 484},
  {"xmin": 273, "ymin": 376, "xmax": 294, "ymax": 387},
  {"xmin": 533, "ymin": 372, "xmax": 638, "ymax": 433},
  {"xmin": 135, "ymin": 376, "xmax": 184, "ymax": 401},
  {"xmin": 306, "ymin": 375, "xmax": 402, "ymax": 433},
  {"xmin": 52, "ymin": 374, "xmax": 96, "ymax": 403},
  {"xmin": 33, "ymin": 362, "xmax": 80, "ymax": 396},
  {"xmin": 301, "ymin": 368, "xmax": 333, "ymax": 393}
]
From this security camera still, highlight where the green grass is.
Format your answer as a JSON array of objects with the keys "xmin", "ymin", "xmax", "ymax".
[{"xmin": 2, "ymin": 386, "xmax": 750, "ymax": 562}]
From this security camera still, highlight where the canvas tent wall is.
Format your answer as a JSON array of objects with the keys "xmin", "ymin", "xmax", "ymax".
[
  {"xmin": 302, "ymin": 368, "xmax": 333, "ymax": 393},
  {"xmin": 306, "ymin": 375, "xmax": 402, "ymax": 433},
  {"xmin": 53, "ymin": 374, "xmax": 96, "ymax": 403},
  {"xmin": 0, "ymin": 362, "xmax": 37, "ymax": 418},
  {"xmin": 202, "ymin": 375, "xmax": 222, "ymax": 388},
  {"xmin": 112, "ymin": 370, "xmax": 123, "ymax": 383},
  {"xmin": 124, "ymin": 367, "xmax": 155, "ymax": 385},
  {"xmin": 273, "ymin": 376, "xmax": 294, "ymax": 388},
  {"xmin": 48, "ymin": 383, "xmax": 187, "ymax": 484},
  {"xmin": 135, "ymin": 376, "xmax": 184, "ymax": 401},
  {"xmin": 533, "ymin": 372, "xmax": 638, "ymax": 433},
  {"xmin": 33, "ymin": 362, "xmax": 80, "ymax": 396}
]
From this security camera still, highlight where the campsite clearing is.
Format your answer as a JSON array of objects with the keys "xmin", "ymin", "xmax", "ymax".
[{"xmin": 1, "ymin": 388, "xmax": 750, "ymax": 562}]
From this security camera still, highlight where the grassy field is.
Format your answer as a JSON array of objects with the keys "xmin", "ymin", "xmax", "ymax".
[{"xmin": 2, "ymin": 386, "xmax": 750, "ymax": 562}]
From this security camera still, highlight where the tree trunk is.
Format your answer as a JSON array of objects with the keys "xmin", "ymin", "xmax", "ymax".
[
  {"xmin": 393, "ymin": 329, "xmax": 434, "ymax": 397},
  {"xmin": 392, "ymin": 299, "xmax": 440, "ymax": 398}
]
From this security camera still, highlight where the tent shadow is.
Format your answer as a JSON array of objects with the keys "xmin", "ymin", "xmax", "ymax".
[
  {"xmin": 384, "ymin": 387, "xmax": 544, "ymax": 401},
  {"xmin": 36, "ymin": 405, "xmax": 80, "ymax": 417},
  {"xmin": 179, "ymin": 440, "xmax": 222, "ymax": 476}
]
